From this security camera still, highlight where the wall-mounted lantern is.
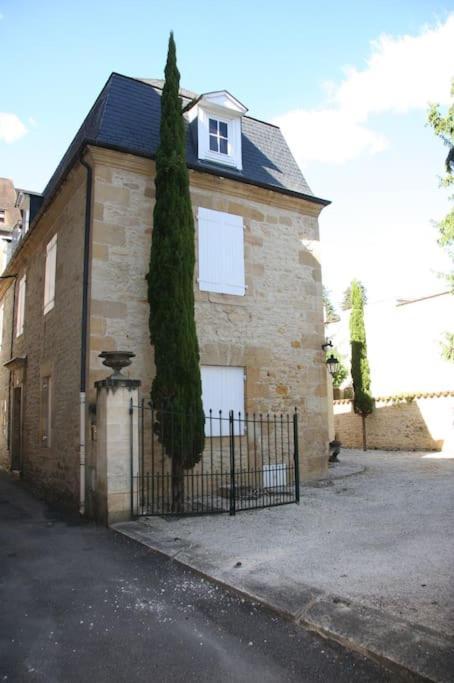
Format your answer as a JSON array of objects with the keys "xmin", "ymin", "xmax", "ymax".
[
  {"xmin": 326, "ymin": 354, "xmax": 340, "ymax": 376},
  {"xmin": 321, "ymin": 340, "xmax": 339, "ymax": 376}
]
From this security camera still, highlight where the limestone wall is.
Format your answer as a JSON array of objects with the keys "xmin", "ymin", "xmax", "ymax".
[
  {"xmin": 334, "ymin": 393, "xmax": 454, "ymax": 451},
  {"xmin": 0, "ymin": 285, "xmax": 15, "ymax": 469},
  {"xmin": 0, "ymin": 165, "xmax": 86, "ymax": 505},
  {"xmin": 86, "ymin": 147, "xmax": 329, "ymax": 482}
]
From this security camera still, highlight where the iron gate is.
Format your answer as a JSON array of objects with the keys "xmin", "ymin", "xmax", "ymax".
[{"xmin": 130, "ymin": 401, "xmax": 300, "ymax": 516}]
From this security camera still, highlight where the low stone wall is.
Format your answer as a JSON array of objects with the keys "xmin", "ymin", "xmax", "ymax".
[{"xmin": 333, "ymin": 392, "xmax": 454, "ymax": 451}]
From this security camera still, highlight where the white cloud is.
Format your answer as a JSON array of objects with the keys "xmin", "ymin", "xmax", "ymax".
[
  {"xmin": 275, "ymin": 15, "xmax": 454, "ymax": 164},
  {"xmin": 277, "ymin": 108, "xmax": 388, "ymax": 165},
  {"xmin": 0, "ymin": 113, "xmax": 28, "ymax": 143}
]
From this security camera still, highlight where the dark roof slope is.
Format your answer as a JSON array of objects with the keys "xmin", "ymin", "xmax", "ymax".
[{"xmin": 43, "ymin": 73, "xmax": 327, "ymax": 207}]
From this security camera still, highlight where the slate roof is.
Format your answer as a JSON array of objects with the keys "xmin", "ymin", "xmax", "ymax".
[{"xmin": 42, "ymin": 73, "xmax": 328, "ymax": 207}]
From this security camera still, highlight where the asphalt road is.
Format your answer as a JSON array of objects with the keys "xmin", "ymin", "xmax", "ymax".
[{"xmin": 0, "ymin": 472, "xmax": 399, "ymax": 682}]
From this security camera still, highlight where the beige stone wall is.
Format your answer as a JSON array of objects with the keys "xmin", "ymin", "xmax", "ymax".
[
  {"xmin": 86, "ymin": 147, "xmax": 329, "ymax": 481},
  {"xmin": 334, "ymin": 393, "xmax": 454, "ymax": 451},
  {"xmin": 0, "ymin": 285, "xmax": 15, "ymax": 469},
  {"xmin": 0, "ymin": 165, "xmax": 86, "ymax": 505}
]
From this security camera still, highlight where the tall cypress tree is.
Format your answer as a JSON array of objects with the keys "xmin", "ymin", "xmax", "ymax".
[
  {"xmin": 147, "ymin": 33, "xmax": 204, "ymax": 507},
  {"xmin": 349, "ymin": 279, "xmax": 373, "ymax": 450}
]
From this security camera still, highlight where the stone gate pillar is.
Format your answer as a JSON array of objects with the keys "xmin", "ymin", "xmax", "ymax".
[{"xmin": 95, "ymin": 351, "xmax": 140, "ymax": 525}]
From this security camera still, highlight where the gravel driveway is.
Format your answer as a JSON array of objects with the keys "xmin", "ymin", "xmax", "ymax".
[{"xmin": 127, "ymin": 450, "xmax": 454, "ymax": 637}]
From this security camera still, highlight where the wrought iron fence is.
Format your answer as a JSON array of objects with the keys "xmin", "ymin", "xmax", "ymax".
[{"xmin": 131, "ymin": 400, "xmax": 300, "ymax": 516}]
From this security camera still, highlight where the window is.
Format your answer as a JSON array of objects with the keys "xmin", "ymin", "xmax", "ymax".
[
  {"xmin": 44, "ymin": 234, "xmax": 57, "ymax": 314},
  {"xmin": 0, "ymin": 303, "xmax": 3, "ymax": 351},
  {"xmin": 16, "ymin": 274, "xmax": 26, "ymax": 337},
  {"xmin": 201, "ymin": 366, "xmax": 245, "ymax": 436},
  {"xmin": 0, "ymin": 210, "xmax": 5, "ymax": 225},
  {"xmin": 209, "ymin": 118, "xmax": 229, "ymax": 154},
  {"xmin": 186, "ymin": 91, "xmax": 247, "ymax": 169},
  {"xmin": 198, "ymin": 208, "xmax": 245, "ymax": 296},
  {"xmin": 40, "ymin": 376, "xmax": 52, "ymax": 447}
]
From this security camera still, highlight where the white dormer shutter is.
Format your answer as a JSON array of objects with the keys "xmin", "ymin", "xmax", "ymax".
[{"xmin": 198, "ymin": 208, "xmax": 245, "ymax": 296}]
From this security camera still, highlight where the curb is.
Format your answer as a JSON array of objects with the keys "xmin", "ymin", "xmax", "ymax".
[{"xmin": 113, "ymin": 521, "xmax": 454, "ymax": 683}]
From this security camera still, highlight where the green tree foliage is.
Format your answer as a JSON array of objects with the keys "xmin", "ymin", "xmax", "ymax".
[
  {"xmin": 441, "ymin": 332, "xmax": 454, "ymax": 362},
  {"xmin": 323, "ymin": 287, "xmax": 340, "ymax": 323},
  {"xmin": 349, "ymin": 280, "xmax": 373, "ymax": 449},
  {"xmin": 147, "ymin": 33, "xmax": 205, "ymax": 502},
  {"xmin": 342, "ymin": 281, "xmax": 367, "ymax": 311}
]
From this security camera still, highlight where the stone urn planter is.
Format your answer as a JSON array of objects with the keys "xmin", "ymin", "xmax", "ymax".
[{"xmin": 99, "ymin": 351, "xmax": 135, "ymax": 379}]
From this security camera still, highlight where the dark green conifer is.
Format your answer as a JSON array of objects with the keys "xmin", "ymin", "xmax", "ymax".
[
  {"xmin": 147, "ymin": 33, "xmax": 204, "ymax": 506},
  {"xmin": 349, "ymin": 280, "xmax": 373, "ymax": 450}
]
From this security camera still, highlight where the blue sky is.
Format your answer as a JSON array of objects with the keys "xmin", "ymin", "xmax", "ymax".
[{"xmin": 1, "ymin": 0, "xmax": 453, "ymax": 307}]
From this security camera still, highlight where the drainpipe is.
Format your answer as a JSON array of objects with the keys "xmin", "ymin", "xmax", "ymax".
[{"xmin": 79, "ymin": 154, "xmax": 92, "ymax": 516}]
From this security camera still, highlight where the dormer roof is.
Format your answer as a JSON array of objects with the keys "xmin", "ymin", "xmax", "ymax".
[{"xmin": 185, "ymin": 90, "xmax": 248, "ymax": 116}]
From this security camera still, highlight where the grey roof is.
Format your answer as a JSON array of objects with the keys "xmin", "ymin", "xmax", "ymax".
[{"xmin": 43, "ymin": 73, "xmax": 328, "ymax": 207}]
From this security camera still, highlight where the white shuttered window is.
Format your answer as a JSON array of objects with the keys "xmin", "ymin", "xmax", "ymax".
[
  {"xmin": 44, "ymin": 234, "xmax": 57, "ymax": 315},
  {"xmin": 198, "ymin": 208, "xmax": 245, "ymax": 295},
  {"xmin": 16, "ymin": 275, "xmax": 26, "ymax": 337},
  {"xmin": 201, "ymin": 366, "xmax": 245, "ymax": 436}
]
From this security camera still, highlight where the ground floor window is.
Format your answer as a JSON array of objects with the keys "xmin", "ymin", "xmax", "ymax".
[{"xmin": 201, "ymin": 365, "xmax": 245, "ymax": 436}]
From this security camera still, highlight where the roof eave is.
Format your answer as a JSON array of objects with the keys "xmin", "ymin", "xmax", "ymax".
[{"xmin": 10, "ymin": 139, "xmax": 330, "ymax": 275}]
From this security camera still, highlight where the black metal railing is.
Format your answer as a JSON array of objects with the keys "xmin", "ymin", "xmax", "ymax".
[{"xmin": 130, "ymin": 400, "xmax": 300, "ymax": 516}]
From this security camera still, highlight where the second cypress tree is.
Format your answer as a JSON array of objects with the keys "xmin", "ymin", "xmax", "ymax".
[
  {"xmin": 147, "ymin": 33, "xmax": 205, "ymax": 509},
  {"xmin": 349, "ymin": 280, "xmax": 373, "ymax": 450}
]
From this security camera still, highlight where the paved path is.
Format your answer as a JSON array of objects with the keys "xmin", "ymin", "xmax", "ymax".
[{"xmin": 0, "ymin": 471, "xmax": 395, "ymax": 683}]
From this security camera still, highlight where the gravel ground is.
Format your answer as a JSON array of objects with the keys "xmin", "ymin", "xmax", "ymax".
[{"xmin": 138, "ymin": 449, "xmax": 454, "ymax": 636}]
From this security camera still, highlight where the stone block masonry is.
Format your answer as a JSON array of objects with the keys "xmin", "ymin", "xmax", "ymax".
[
  {"xmin": 0, "ymin": 165, "xmax": 86, "ymax": 505},
  {"xmin": 0, "ymin": 142, "xmax": 331, "ymax": 515},
  {"xmin": 334, "ymin": 393, "xmax": 454, "ymax": 451},
  {"xmin": 86, "ymin": 147, "xmax": 330, "ymax": 488}
]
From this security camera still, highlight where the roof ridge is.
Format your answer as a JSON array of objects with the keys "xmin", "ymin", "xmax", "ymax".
[{"xmin": 109, "ymin": 72, "xmax": 280, "ymax": 130}]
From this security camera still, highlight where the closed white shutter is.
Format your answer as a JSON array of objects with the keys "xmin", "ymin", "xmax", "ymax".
[
  {"xmin": 44, "ymin": 234, "xmax": 57, "ymax": 314},
  {"xmin": 201, "ymin": 366, "xmax": 245, "ymax": 436},
  {"xmin": 16, "ymin": 275, "xmax": 26, "ymax": 337},
  {"xmin": 198, "ymin": 208, "xmax": 245, "ymax": 295}
]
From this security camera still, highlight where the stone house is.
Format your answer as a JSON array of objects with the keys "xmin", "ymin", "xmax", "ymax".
[{"xmin": 0, "ymin": 73, "xmax": 330, "ymax": 516}]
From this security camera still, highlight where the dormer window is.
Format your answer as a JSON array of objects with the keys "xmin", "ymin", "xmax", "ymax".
[
  {"xmin": 209, "ymin": 118, "xmax": 228, "ymax": 154},
  {"xmin": 185, "ymin": 90, "xmax": 248, "ymax": 171}
]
